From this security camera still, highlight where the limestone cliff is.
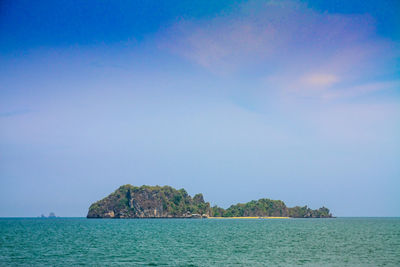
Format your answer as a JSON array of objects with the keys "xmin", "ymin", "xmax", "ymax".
[{"xmin": 87, "ymin": 185, "xmax": 211, "ymax": 218}]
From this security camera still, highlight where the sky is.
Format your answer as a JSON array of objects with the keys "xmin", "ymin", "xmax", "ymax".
[{"xmin": 0, "ymin": 0, "xmax": 399, "ymax": 217}]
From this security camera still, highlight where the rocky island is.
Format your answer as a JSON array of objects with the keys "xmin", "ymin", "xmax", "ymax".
[{"xmin": 87, "ymin": 185, "xmax": 332, "ymax": 218}]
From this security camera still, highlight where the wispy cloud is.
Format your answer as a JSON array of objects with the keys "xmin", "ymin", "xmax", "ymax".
[
  {"xmin": 160, "ymin": 0, "xmax": 398, "ymax": 99},
  {"xmin": 301, "ymin": 73, "xmax": 339, "ymax": 88},
  {"xmin": 320, "ymin": 81, "xmax": 400, "ymax": 100},
  {"xmin": 0, "ymin": 109, "xmax": 32, "ymax": 118}
]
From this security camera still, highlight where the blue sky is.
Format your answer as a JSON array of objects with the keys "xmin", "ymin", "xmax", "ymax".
[{"xmin": 0, "ymin": 0, "xmax": 399, "ymax": 217}]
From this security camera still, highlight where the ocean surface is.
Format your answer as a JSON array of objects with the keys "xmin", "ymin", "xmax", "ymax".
[{"xmin": 0, "ymin": 218, "xmax": 399, "ymax": 266}]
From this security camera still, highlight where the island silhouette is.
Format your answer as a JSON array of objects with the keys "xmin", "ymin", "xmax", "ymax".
[{"xmin": 87, "ymin": 185, "xmax": 332, "ymax": 218}]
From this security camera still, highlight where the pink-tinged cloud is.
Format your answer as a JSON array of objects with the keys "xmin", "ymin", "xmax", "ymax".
[
  {"xmin": 160, "ymin": 0, "xmax": 399, "ymax": 99},
  {"xmin": 301, "ymin": 74, "xmax": 339, "ymax": 87}
]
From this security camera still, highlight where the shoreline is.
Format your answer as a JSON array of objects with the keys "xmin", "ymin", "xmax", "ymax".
[{"xmin": 208, "ymin": 216, "xmax": 290, "ymax": 219}]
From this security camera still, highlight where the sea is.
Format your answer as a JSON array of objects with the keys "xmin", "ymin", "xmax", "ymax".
[{"xmin": 0, "ymin": 217, "xmax": 399, "ymax": 266}]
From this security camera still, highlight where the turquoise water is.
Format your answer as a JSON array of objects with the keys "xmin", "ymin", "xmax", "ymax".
[{"xmin": 0, "ymin": 218, "xmax": 399, "ymax": 266}]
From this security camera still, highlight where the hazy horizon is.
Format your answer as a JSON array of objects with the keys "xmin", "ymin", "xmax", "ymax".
[{"xmin": 1, "ymin": 0, "xmax": 399, "ymax": 217}]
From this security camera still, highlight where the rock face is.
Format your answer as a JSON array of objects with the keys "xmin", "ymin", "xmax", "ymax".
[
  {"xmin": 87, "ymin": 184, "xmax": 333, "ymax": 218},
  {"xmin": 87, "ymin": 185, "xmax": 211, "ymax": 218},
  {"xmin": 288, "ymin": 206, "xmax": 332, "ymax": 218}
]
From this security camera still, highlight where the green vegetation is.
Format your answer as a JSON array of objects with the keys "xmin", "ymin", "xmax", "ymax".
[
  {"xmin": 210, "ymin": 199, "xmax": 332, "ymax": 218},
  {"xmin": 88, "ymin": 185, "xmax": 332, "ymax": 218},
  {"xmin": 219, "ymin": 199, "xmax": 289, "ymax": 217}
]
